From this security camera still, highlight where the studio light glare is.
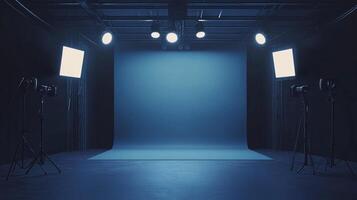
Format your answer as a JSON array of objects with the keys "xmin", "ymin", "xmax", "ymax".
[
  {"xmin": 151, "ymin": 21, "xmax": 161, "ymax": 39},
  {"xmin": 102, "ymin": 32, "xmax": 113, "ymax": 45},
  {"xmin": 59, "ymin": 46, "xmax": 85, "ymax": 78},
  {"xmin": 255, "ymin": 33, "xmax": 266, "ymax": 45},
  {"xmin": 166, "ymin": 32, "xmax": 178, "ymax": 43},
  {"xmin": 272, "ymin": 48, "xmax": 296, "ymax": 78},
  {"xmin": 195, "ymin": 22, "xmax": 206, "ymax": 39},
  {"xmin": 151, "ymin": 31, "xmax": 160, "ymax": 39},
  {"xmin": 196, "ymin": 31, "xmax": 206, "ymax": 39}
]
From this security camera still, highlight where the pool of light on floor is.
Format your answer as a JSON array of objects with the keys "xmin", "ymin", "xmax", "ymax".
[{"xmin": 90, "ymin": 145, "xmax": 271, "ymax": 160}]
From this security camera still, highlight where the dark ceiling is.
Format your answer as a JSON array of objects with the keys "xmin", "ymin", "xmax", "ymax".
[{"xmin": 3, "ymin": 0, "xmax": 357, "ymax": 45}]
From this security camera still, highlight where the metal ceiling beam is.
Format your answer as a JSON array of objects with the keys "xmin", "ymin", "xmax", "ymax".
[
  {"xmin": 60, "ymin": 25, "xmax": 307, "ymax": 30},
  {"xmin": 25, "ymin": 0, "xmax": 354, "ymax": 12},
  {"xmin": 77, "ymin": 0, "xmax": 107, "ymax": 27},
  {"xmin": 53, "ymin": 15, "xmax": 310, "ymax": 22},
  {"xmin": 332, "ymin": 4, "xmax": 357, "ymax": 23},
  {"xmin": 108, "ymin": 37, "xmax": 246, "ymax": 41},
  {"xmin": 4, "ymin": 0, "xmax": 99, "ymax": 46},
  {"xmin": 28, "ymin": 1, "xmax": 354, "ymax": 9},
  {"xmin": 269, "ymin": 4, "xmax": 357, "ymax": 44}
]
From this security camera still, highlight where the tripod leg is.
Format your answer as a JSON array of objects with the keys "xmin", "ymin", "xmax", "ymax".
[
  {"xmin": 25, "ymin": 154, "xmax": 39, "ymax": 175},
  {"xmin": 291, "ymin": 115, "xmax": 303, "ymax": 171},
  {"xmin": 309, "ymin": 153, "xmax": 315, "ymax": 175},
  {"xmin": 44, "ymin": 152, "xmax": 61, "ymax": 173},
  {"xmin": 21, "ymin": 140, "xmax": 25, "ymax": 169},
  {"xmin": 6, "ymin": 143, "xmax": 20, "ymax": 180},
  {"xmin": 15, "ymin": 157, "xmax": 23, "ymax": 170},
  {"xmin": 297, "ymin": 164, "xmax": 305, "ymax": 174},
  {"xmin": 307, "ymin": 133, "xmax": 315, "ymax": 175},
  {"xmin": 22, "ymin": 138, "xmax": 37, "ymax": 169},
  {"xmin": 10, "ymin": 144, "xmax": 21, "ymax": 176},
  {"xmin": 323, "ymin": 159, "xmax": 331, "ymax": 174},
  {"xmin": 13, "ymin": 161, "xmax": 20, "ymax": 173},
  {"xmin": 26, "ymin": 151, "xmax": 49, "ymax": 175},
  {"xmin": 37, "ymin": 161, "xmax": 47, "ymax": 175},
  {"xmin": 345, "ymin": 161, "xmax": 355, "ymax": 176},
  {"xmin": 23, "ymin": 136, "xmax": 36, "ymax": 156},
  {"xmin": 325, "ymin": 156, "xmax": 330, "ymax": 172}
]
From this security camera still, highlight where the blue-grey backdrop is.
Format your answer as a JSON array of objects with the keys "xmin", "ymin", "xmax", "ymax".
[{"xmin": 114, "ymin": 49, "xmax": 247, "ymax": 147}]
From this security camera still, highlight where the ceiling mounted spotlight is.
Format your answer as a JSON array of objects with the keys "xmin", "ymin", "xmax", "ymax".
[
  {"xmin": 101, "ymin": 31, "xmax": 113, "ymax": 45},
  {"xmin": 195, "ymin": 21, "xmax": 205, "ymax": 39},
  {"xmin": 255, "ymin": 33, "xmax": 266, "ymax": 45},
  {"xmin": 166, "ymin": 32, "xmax": 178, "ymax": 43},
  {"xmin": 151, "ymin": 21, "xmax": 160, "ymax": 39},
  {"xmin": 151, "ymin": 32, "xmax": 160, "ymax": 39},
  {"xmin": 196, "ymin": 31, "xmax": 205, "ymax": 39}
]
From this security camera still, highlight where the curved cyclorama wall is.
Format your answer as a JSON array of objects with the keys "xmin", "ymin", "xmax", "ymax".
[{"xmin": 114, "ymin": 49, "xmax": 247, "ymax": 147}]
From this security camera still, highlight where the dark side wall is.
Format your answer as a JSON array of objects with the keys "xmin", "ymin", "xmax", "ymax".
[
  {"xmin": 86, "ymin": 47, "xmax": 114, "ymax": 149},
  {"xmin": 0, "ymin": 5, "xmax": 65, "ymax": 164},
  {"xmin": 249, "ymin": 13, "xmax": 357, "ymax": 160},
  {"xmin": 0, "ymin": 4, "xmax": 113, "ymax": 164},
  {"xmin": 247, "ymin": 46, "xmax": 273, "ymax": 149}
]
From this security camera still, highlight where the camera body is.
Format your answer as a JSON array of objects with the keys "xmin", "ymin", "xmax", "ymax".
[
  {"xmin": 37, "ymin": 85, "xmax": 57, "ymax": 97},
  {"xmin": 18, "ymin": 77, "xmax": 57, "ymax": 97},
  {"xmin": 290, "ymin": 84, "xmax": 309, "ymax": 97}
]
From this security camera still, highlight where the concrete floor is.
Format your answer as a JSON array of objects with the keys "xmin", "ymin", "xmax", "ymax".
[{"xmin": 0, "ymin": 150, "xmax": 356, "ymax": 200}]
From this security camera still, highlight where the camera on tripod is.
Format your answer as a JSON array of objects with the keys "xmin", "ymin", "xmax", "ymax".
[
  {"xmin": 290, "ymin": 84, "xmax": 309, "ymax": 97},
  {"xmin": 18, "ymin": 77, "xmax": 57, "ymax": 97},
  {"xmin": 290, "ymin": 83, "xmax": 315, "ymax": 174},
  {"xmin": 7, "ymin": 77, "xmax": 60, "ymax": 180},
  {"xmin": 37, "ymin": 85, "xmax": 57, "ymax": 97}
]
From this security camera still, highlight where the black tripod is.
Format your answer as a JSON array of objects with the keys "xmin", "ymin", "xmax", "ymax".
[
  {"xmin": 25, "ymin": 95, "xmax": 61, "ymax": 175},
  {"xmin": 6, "ymin": 92, "xmax": 37, "ymax": 180},
  {"xmin": 324, "ymin": 91, "xmax": 355, "ymax": 175},
  {"xmin": 291, "ymin": 94, "xmax": 315, "ymax": 174}
]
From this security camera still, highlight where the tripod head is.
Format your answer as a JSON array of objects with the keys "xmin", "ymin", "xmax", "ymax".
[
  {"xmin": 18, "ymin": 77, "xmax": 37, "ymax": 93},
  {"xmin": 290, "ymin": 84, "xmax": 309, "ymax": 111},
  {"xmin": 290, "ymin": 84, "xmax": 309, "ymax": 98},
  {"xmin": 17, "ymin": 77, "xmax": 57, "ymax": 98},
  {"xmin": 37, "ymin": 85, "xmax": 57, "ymax": 98},
  {"xmin": 319, "ymin": 78, "xmax": 336, "ymax": 91},
  {"xmin": 319, "ymin": 78, "xmax": 336, "ymax": 102}
]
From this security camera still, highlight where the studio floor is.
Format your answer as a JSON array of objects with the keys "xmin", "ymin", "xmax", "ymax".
[
  {"xmin": 90, "ymin": 145, "xmax": 271, "ymax": 160},
  {"xmin": 1, "ymin": 149, "xmax": 356, "ymax": 200}
]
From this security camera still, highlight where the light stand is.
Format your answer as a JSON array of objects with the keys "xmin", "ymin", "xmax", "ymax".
[
  {"xmin": 323, "ymin": 85, "xmax": 355, "ymax": 175},
  {"xmin": 26, "ymin": 94, "xmax": 61, "ymax": 175},
  {"xmin": 290, "ymin": 85, "xmax": 315, "ymax": 174},
  {"xmin": 327, "ymin": 90, "xmax": 336, "ymax": 168},
  {"xmin": 6, "ymin": 81, "xmax": 37, "ymax": 180}
]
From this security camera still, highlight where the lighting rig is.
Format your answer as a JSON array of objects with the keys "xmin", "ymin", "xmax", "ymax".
[
  {"xmin": 255, "ymin": 33, "xmax": 266, "ymax": 45},
  {"xmin": 101, "ymin": 31, "xmax": 113, "ymax": 45},
  {"xmin": 151, "ymin": 21, "xmax": 161, "ymax": 39},
  {"xmin": 7, "ymin": 78, "xmax": 61, "ymax": 180},
  {"xmin": 6, "ymin": 77, "xmax": 38, "ymax": 180},
  {"xmin": 25, "ymin": 83, "xmax": 61, "ymax": 175},
  {"xmin": 290, "ymin": 84, "xmax": 316, "ymax": 175},
  {"xmin": 319, "ymin": 78, "xmax": 355, "ymax": 175}
]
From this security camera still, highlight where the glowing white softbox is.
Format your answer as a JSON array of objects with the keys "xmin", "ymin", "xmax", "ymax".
[
  {"xmin": 272, "ymin": 48, "xmax": 296, "ymax": 78},
  {"xmin": 59, "ymin": 46, "xmax": 85, "ymax": 78}
]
